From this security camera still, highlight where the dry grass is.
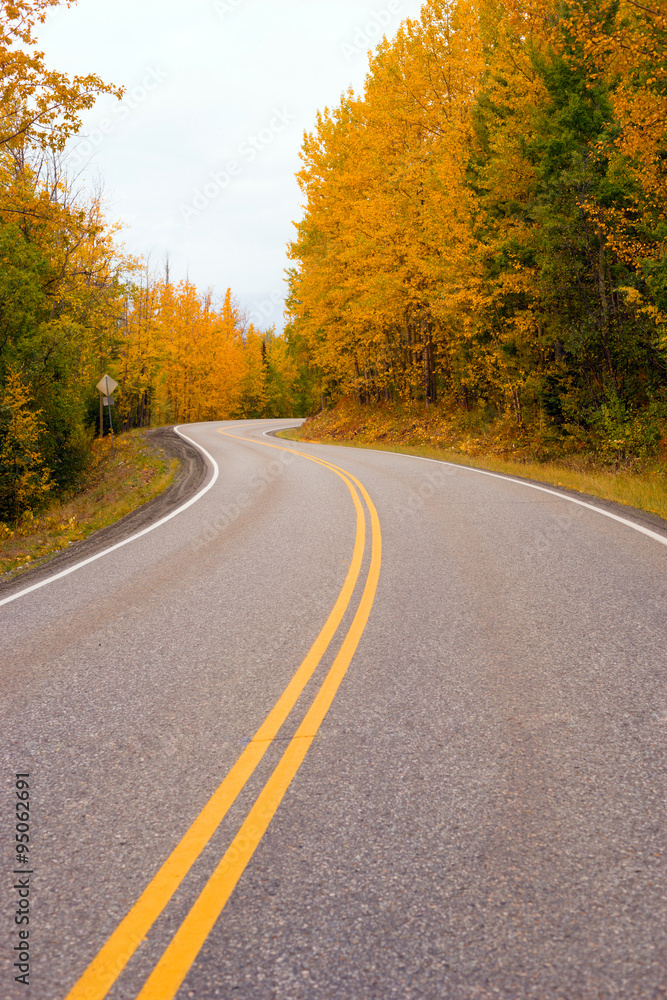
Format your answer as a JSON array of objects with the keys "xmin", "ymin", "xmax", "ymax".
[
  {"xmin": 281, "ymin": 401, "xmax": 667, "ymax": 521},
  {"xmin": 0, "ymin": 430, "xmax": 179, "ymax": 580}
]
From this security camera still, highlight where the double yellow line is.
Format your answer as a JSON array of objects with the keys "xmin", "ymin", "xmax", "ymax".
[{"xmin": 65, "ymin": 431, "xmax": 381, "ymax": 1000}]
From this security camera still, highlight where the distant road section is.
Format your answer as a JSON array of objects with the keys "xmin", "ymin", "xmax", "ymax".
[{"xmin": 1, "ymin": 419, "xmax": 665, "ymax": 1000}]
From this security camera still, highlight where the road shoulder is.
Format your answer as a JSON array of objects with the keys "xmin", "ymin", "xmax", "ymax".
[{"xmin": 0, "ymin": 427, "xmax": 207, "ymax": 600}]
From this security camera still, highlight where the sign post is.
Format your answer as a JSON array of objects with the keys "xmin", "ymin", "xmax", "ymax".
[{"xmin": 96, "ymin": 374, "xmax": 118, "ymax": 457}]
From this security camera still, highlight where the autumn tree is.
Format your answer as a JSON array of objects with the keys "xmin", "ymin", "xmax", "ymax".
[
  {"xmin": 0, "ymin": 364, "xmax": 51, "ymax": 520},
  {"xmin": 0, "ymin": 0, "xmax": 123, "ymax": 150},
  {"xmin": 287, "ymin": 0, "xmax": 667, "ymax": 457}
]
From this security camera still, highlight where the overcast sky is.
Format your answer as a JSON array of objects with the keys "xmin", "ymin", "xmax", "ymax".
[{"xmin": 38, "ymin": 0, "xmax": 425, "ymax": 331}]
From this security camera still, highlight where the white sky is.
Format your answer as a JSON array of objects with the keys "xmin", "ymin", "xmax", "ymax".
[{"xmin": 38, "ymin": 0, "xmax": 426, "ymax": 331}]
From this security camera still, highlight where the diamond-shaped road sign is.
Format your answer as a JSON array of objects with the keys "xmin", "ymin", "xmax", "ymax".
[{"xmin": 96, "ymin": 374, "xmax": 118, "ymax": 396}]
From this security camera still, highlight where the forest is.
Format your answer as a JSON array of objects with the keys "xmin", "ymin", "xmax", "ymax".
[
  {"xmin": 286, "ymin": 0, "xmax": 667, "ymax": 464},
  {"xmin": 2, "ymin": 0, "xmax": 666, "ymax": 525},
  {"xmin": 0, "ymin": 0, "xmax": 303, "ymax": 523}
]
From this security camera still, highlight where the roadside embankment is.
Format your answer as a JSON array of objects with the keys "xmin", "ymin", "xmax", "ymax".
[{"xmin": 0, "ymin": 427, "xmax": 206, "ymax": 590}]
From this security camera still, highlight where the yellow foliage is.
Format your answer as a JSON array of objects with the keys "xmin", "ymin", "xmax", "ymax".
[
  {"xmin": 0, "ymin": 0, "xmax": 123, "ymax": 151},
  {"xmin": 287, "ymin": 0, "xmax": 667, "ymax": 436},
  {"xmin": 0, "ymin": 365, "xmax": 52, "ymax": 519},
  {"xmin": 114, "ymin": 281, "xmax": 297, "ymax": 425}
]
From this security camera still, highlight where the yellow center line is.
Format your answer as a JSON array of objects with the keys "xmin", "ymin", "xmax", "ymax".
[
  {"xmin": 135, "ymin": 447, "xmax": 382, "ymax": 1000},
  {"xmin": 63, "ymin": 432, "xmax": 367, "ymax": 1000}
]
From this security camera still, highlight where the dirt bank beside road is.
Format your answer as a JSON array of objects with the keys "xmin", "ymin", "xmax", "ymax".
[{"xmin": 0, "ymin": 427, "xmax": 207, "ymax": 601}]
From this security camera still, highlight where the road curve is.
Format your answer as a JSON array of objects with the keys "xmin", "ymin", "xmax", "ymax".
[{"xmin": 1, "ymin": 419, "xmax": 665, "ymax": 1000}]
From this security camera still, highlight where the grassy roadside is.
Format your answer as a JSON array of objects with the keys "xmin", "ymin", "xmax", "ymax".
[
  {"xmin": 0, "ymin": 430, "xmax": 179, "ymax": 581},
  {"xmin": 280, "ymin": 402, "xmax": 667, "ymax": 521}
]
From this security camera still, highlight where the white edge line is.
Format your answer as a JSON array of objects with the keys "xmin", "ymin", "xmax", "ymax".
[
  {"xmin": 0, "ymin": 427, "xmax": 219, "ymax": 608},
  {"xmin": 410, "ymin": 454, "xmax": 667, "ymax": 547},
  {"xmin": 286, "ymin": 429, "xmax": 667, "ymax": 549}
]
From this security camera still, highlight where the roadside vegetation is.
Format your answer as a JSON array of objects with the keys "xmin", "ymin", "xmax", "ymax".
[
  {"xmin": 0, "ymin": 431, "xmax": 178, "ymax": 581},
  {"xmin": 285, "ymin": 0, "xmax": 667, "ymax": 501},
  {"xmin": 0, "ymin": 0, "xmax": 302, "ymax": 537},
  {"xmin": 2, "ymin": 0, "xmax": 666, "ymax": 546}
]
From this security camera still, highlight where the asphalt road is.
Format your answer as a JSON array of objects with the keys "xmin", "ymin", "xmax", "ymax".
[{"xmin": 1, "ymin": 419, "xmax": 666, "ymax": 1000}]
